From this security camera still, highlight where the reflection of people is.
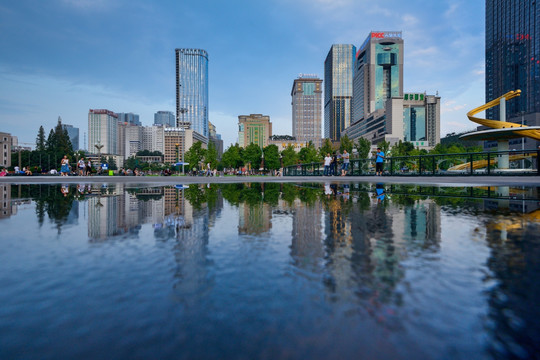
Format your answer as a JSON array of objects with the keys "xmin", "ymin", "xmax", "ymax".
[
  {"xmin": 376, "ymin": 148, "xmax": 385, "ymax": 176},
  {"xmin": 61, "ymin": 185, "xmax": 69, "ymax": 196},
  {"xmin": 61, "ymin": 156, "xmax": 70, "ymax": 176},
  {"xmin": 324, "ymin": 182, "xmax": 332, "ymax": 196},
  {"xmin": 341, "ymin": 150, "xmax": 350, "ymax": 176},
  {"xmin": 375, "ymin": 183, "xmax": 386, "ymax": 202}
]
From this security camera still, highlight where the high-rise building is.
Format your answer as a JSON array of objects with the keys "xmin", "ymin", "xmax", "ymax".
[
  {"xmin": 485, "ymin": 0, "xmax": 540, "ymax": 150},
  {"xmin": 208, "ymin": 121, "xmax": 224, "ymax": 160},
  {"xmin": 176, "ymin": 48, "xmax": 209, "ymax": 137},
  {"xmin": 292, "ymin": 75, "xmax": 322, "ymax": 147},
  {"xmin": 142, "ymin": 125, "xmax": 165, "ymax": 154},
  {"xmin": 353, "ymin": 31, "xmax": 404, "ymax": 123},
  {"xmin": 62, "ymin": 123, "xmax": 80, "ymax": 150},
  {"xmin": 117, "ymin": 122, "xmax": 142, "ymax": 158},
  {"xmin": 154, "ymin": 111, "xmax": 176, "ymax": 127},
  {"xmin": 238, "ymin": 114, "xmax": 272, "ymax": 148},
  {"xmin": 117, "ymin": 113, "xmax": 141, "ymax": 126},
  {"xmin": 324, "ymin": 44, "xmax": 356, "ymax": 141},
  {"xmin": 88, "ymin": 109, "xmax": 118, "ymax": 155},
  {"xmin": 163, "ymin": 128, "xmax": 208, "ymax": 164}
]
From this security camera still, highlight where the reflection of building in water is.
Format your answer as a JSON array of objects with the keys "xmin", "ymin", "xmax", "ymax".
[
  {"xmin": 238, "ymin": 202, "xmax": 272, "ymax": 235},
  {"xmin": 89, "ymin": 195, "xmax": 119, "ymax": 239},
  {"xmin": 291, "ymin": 199, "xmax": 324, "ymax": 269},
  {"xmin": 88, "ymin": 185, "xmax": 166, "ymax": 240},
  {"xmin": 0, "ymin": 184, "xmax": 11, "ymax": 218},
  {"xmin": 483, "ymin": 207, "xmax": 540, "ymax": 358},
  {"xmin": 391, "ymin": 199, "xmax": 441, "ymax": 249}
]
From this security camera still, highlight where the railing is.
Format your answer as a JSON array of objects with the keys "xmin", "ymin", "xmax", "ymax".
[{"xmin": 283, "ymin": 149, "xmax": 540, "ymax": 176}]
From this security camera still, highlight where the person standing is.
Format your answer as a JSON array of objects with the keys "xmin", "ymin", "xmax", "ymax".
[
  {"xmin": 78, "ymin": 158, "xmax": 85, "ymax": 176},
  {"xmin": 341, "ymin": 150, "xmax": 350, "ymax": 176},
  {"xmin": 323, "ymin": 153, "xmax": 332, "ymax": 176},
  {"xmin": 86, "ymin": 159, "xmax": 92, "ymax": 176},
  {"xmin": 331, "ymin": 152, "xmax": 338, "ymax": 176},
  {"xmin": 375, "ymin": 148, "xmax": 385, "ymax": 176},
  {"xmin": 60, "ymin": 155, "xmax": 70, "ymax": 177}
]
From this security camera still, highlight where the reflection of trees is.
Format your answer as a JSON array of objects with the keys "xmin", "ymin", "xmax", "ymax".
[
  {"xmin": 13, "ymin": 184, "xmax": 76, "ymax": 231},
  {"xmin": 484, "ymin": 218, "xmax": 540, "ymax": 358}
]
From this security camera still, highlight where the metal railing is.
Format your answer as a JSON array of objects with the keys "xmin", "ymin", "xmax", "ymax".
[{"xmin": 283, "ymin": 149, "xmax": 540, "ymax": 176}]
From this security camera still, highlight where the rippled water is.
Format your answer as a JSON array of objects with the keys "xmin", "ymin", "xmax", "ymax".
[{"xmin": 0, "ymin": 182, "xmax": 539, "ymax": 359}]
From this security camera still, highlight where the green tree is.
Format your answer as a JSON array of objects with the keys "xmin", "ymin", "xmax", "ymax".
[
  {"xmin": 356, "ymin": 137, "xmax": 372, "ymax": 159},
  {"xmin": 244, "ymin": 143, "xmax": 262, "ymax": 171},
  {"xmin": 185, "ymin": 141, "xmax": 206, "ymax": 171},
  {"xmin": 378, "ymin": 140, "xmax": 390, "ymax": 156},
  {"xmin": 204, "ymin": 141, "xmax": 218, "ymax": 169},
  {"xmin": 263, "ymin": 144, "xmax": 280, "ymax": 170},
  {"xmin": 298, "ymin": 141, "xmax": 320, "ymax": 163},
  {"xmin": 319, "ymin": 138, "xmax": 334, "ymax": 159},
  {"xmin": 390, "ymin": 140, "xmax": 415, "ymax": 157},
  {"xmin": 36, "ymin": 126, "xmax": 46, "ymax": 152},
  {"xmin": 281, "ymin": 145, "xmax": 298, "ymax": 167},
  {"xmin": 125, "ymin": 156, "xmax": 138, "ymax": 169},
  {"xmin": 107, "ymin": 156, "xmax": 117, "ymax": 170},
  {"xmin": 222, "ymin": 144, "xmax": 244, "ymax": 169},
  {"xmin": 339, "ymin": 134, "xmax": 354, "ymax": 154}
]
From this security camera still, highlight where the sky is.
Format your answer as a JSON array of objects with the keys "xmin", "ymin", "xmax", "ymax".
[{"xmin": 0, "ymin": 0, "xmax": 485, "ymax": 149}]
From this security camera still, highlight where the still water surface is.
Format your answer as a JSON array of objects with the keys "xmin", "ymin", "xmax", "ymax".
[{"xmin": 0, "ymin": 182, "xmax": 539, "ymax": 359}]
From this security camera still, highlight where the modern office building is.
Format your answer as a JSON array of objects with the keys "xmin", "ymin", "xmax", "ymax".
[
  {"xmin": 238, "ymin": 114, "xmax": 272, "ymax": 148},
  {"xmin": 176, "ymin": 48, "xmax": 209, "ymax": 137},
  {"xmin": 88, "ymin": 109, "xmax": 118, "ymax": 155},
  {"xmin": 154, "ymin": 111, "xmax": 176, "ymax": 127},
  {"xmin": 117, "ymin": 113, "xmax": 141, "ymax": 126},
  {"xmin": 292, "ymin": 75, "xmax": 322, "ymax": 147},
  {"xmin": 142, "ymin": 125, "xmax": 165, "ymax": 154},
  {"xmin": 62, "ymin": 123, "xmax": 80, "ymax": 150},
  {"xmin": 324, "ymin": 44, "xmax": 356, "ymax": 141},
  {"xmin": 485, "ymin": 1, "xmax": 540, "ymax": 150},
  {"xmin": 350, "ymin": 31, "xmax": 404, "ymax": 144},
  {"xmin": 117, "ymin": 122, "xmax": 142, "ymax": 159}
]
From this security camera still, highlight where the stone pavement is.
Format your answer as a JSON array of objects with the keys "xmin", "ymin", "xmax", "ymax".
[{"xmin": 1, "ymin": 175, "xmax": 539, "ymax": 187}]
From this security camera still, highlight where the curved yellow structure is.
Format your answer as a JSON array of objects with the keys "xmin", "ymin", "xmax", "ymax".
[{"xmin": 466, "ymin": 89, "xmax": 540, "ymax": 141}]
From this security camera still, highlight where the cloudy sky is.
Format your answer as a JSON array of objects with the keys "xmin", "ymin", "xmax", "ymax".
[{"xmin": 0, "ymin": 0, "xmax": 484, "ymax": 149}]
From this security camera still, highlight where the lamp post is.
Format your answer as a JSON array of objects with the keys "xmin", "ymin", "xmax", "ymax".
[{"xmin": 175, "ymin": 143, "xmax": 179, "ymax": 174}]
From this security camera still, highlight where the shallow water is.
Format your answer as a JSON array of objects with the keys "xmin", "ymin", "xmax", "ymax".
[{"xmin": 0, "ymin": 182, "xmax": 539, "ymax": 359}]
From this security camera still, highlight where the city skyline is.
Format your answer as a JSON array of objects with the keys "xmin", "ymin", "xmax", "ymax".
[{"xmin": 0, "ymin": 1, "xmax": 484, "ymax": 149}]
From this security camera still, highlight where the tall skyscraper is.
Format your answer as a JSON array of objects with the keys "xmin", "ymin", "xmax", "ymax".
[
  {"xmin": 324, "ymin": 44, "xmax": 356, "ymax": 141},
  {"xmin": 485, "ymin": 1, "xmax": 540, "ymax": 150},
  {"xmin": 88, "ymin": 109, "xmax": 118, "ymax": 155},
  {"xmin": 486, "ymin": 1, "xmax": 540, "ymax": 120},
  {"xmin": 292, "ymin": 75, "xmax": 322, "ymax": 147},
  {"xmin": 154, "ymin": 111, "xmax": 176, "ymax": 127},
  {"xmin": 352, "ymin": 31, "xmax": 403, "ymax": 123},
  {"xmin": 176, "ymin": 48, "xmax": 209, "ymax": 137}
]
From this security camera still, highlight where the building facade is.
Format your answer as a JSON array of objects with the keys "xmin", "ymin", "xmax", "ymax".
[
  {"xmin": 324, "ymin": 44, "xmax": 356, "ymax": 141},
  {"xmin": 163, "ymin": 128, "xmax": 208, "ymax": 164},
  {"xmin": 350, "ymin": 31, "xmax": 404, "ymax": 144},
  {"xmin": 176, "ymin": 48, "xmax": 209, "ymax": 137},
  {"xmin": 88, "ymin": 109, "xmax": 118, "ymax": 155},
  {"xmin": 208, "ymin": 121, "xmax": 223, "ymax": 160},
  {"xmin": 292, "ymin": 75, "xmax": 322, "ymax": 147},
  {"xmin": 343, "ymin": 92, "xmax": 441, "ymax": 150},
  {"xmin": 485, "ymin": 0, "xmax": 540, "ymax": 150},
  {"xmin": 238, "ymin": 114, "xmax": 272, "ymax": 148},
  {"xmin": 154, "ymin": 111, "xmax": 175, "ymax": 127},
  {"xmin": 0, "ymin": 132, "xmax": 13, "ymax": 168},
  {"xmin": 142, "ymin": 125, "xmax": 165, "ymax": 154}
]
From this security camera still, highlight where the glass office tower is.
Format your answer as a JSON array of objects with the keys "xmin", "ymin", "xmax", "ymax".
[
  {"xmin": 324, "ymin": 44, "xmax": 355, "ymax": 141},
  {"xmin": 486, "ymin": 1, "xmax": 540, "ymax": 120},
  {"xmin": 176, "ymin": 49, "xmax": 209, "ymax": 137}
]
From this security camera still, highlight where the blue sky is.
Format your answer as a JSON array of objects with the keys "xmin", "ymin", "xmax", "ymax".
[{"xmin": 0, "ymin": 0, "xmax": 485, "ymax": 149}]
